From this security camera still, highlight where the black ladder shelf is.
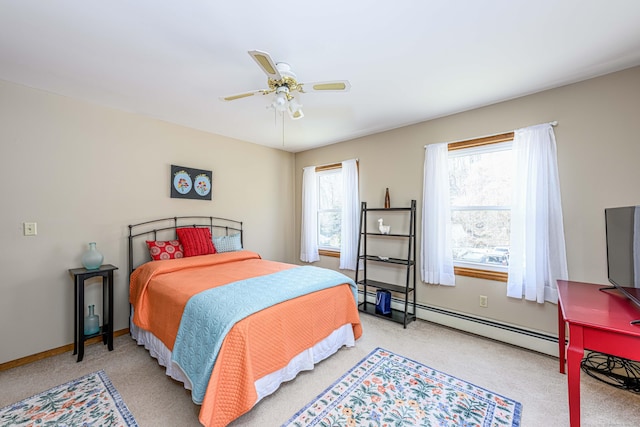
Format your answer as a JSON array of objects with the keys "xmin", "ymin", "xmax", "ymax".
[{"xmin": 355, "ymin": 200, "xmax": 417, "ymax": 328}]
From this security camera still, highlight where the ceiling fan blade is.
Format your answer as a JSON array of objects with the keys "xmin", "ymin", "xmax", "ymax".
[
  {"xmin": 219, "ymin": 89, "xmax": 271, "ymax": 102},
  {"xmin": 248, "ymin": 50, "xmax": 282, "ymax": 80},
  {"xmin": 300, "ymin": 80, "xmax": 351, "ymax": 93}
]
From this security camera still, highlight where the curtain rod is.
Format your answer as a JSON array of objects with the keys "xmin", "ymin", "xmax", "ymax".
[
  {"xmin": 302, "ymin": 158, "xmax": 358, "ymax": 170},
  {"xmin": 425, "ymin": 120, "xmax": 558, "ymax": 148}
]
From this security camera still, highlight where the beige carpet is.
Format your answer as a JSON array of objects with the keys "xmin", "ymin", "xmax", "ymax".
[{"xmin": 1, "ymin": 314, "xmax": 639, "ymax": 426}]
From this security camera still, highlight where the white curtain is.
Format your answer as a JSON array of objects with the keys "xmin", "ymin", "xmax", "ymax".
[
  {"xmin": 421, "ymin": 143, "xmax": 455, "ymax": 286},
  {"xmin": 507, "ymin": 123, "xmax": 568, "ymax": 303},
  {"xmin": 300, "ymin": 166, "xmax": 319, "ymax": 263},
  {"xmin": 340, "ymin": 159, "xmax": 360, "ymax": 270}
]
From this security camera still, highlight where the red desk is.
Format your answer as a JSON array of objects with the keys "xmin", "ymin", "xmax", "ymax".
[{"xmin": 557, "ymin": 280, "xmax": 640, "ymax": 426}]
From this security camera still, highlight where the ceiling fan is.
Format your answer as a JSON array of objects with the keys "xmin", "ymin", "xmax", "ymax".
[{"xmin": 220, "ymin": 50, "xmax": 351, "ymax": 120}]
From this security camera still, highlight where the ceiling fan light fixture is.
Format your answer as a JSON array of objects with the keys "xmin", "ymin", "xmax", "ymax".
[
  {"xmin": 272, "ymin": 85, "xmax": 292, "ymax": 111},
  {"xmin": 288, "ymin": 97, "xmax": 304, "ymax": 120},
  {"xmin": 273, "ymin": 92, "xmax": 288, "ymax": 111},
  {"xmin": 289, "ymin": 107, "xmax": 304, "ymax": 120}
]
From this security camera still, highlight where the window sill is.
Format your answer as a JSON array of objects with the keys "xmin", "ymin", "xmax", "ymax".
[
  {"xmin": 319, "ymin": 249, "xmax": 340, "ymax": 258},
  {"xmin": 454, "ymin": 266, "xmax": 508, "ymax": 282}
]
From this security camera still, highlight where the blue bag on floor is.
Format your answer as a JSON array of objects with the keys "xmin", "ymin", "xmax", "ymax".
[{"xmin": 375, "ymin": 289, "xmax": 391, "ymax": 315}]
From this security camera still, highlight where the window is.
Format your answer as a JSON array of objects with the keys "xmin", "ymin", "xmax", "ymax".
[
  {"xmin": 448, "ymin": 133, "xmax": 514, "ymax": 280},
  {"xmin": 301, "ymin": 159, "xmax": 358, "ymax": 266},
  {"xmin": 317, "ymin": 165, "xmax": 342, "ymax": 254}
]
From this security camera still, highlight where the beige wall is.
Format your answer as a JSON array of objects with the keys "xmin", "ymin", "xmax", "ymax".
[
  {"xmin": 3, "ymin": 66, "xmax": 639, "ymax": 364},
  {"xmin": 294, "ymin": 66, "xmax": 640, "ymax": 339},
  {"xmin": 0, "ymin": 80, "xmax": 295, "ymax": 364}
]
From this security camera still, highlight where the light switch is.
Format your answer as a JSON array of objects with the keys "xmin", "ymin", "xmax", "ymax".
[{"xmin": 23, "ymin": 222, "xmax": 37, "ymax": 236}]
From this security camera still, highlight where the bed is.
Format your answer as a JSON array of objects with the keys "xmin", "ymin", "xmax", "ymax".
[{"xmin": 128, "ymin": 216, "xmax": 362, "ymax": 426}]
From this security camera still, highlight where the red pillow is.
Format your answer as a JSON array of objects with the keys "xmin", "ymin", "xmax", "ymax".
[
  {"xmin": 146, "ymin": 240, "xmax": 184, "ymax": 260},
  {"xmin": 176, "ymin": 227, "xmax": 216, "ymax": 257}
]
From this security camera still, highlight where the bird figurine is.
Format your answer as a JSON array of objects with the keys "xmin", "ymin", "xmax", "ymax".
[{"xmin": 378, "ymin": 218, "xmax": 390, "ymax": 234}]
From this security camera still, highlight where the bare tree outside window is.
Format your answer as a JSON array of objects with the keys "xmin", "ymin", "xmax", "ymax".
[
  {"xmin": 449, "ymin": 144, "xmax": 513, "ymax": 268},
  {"xmin": 317, "ymin": 169, "xmax": 342, "ymax": 250}
]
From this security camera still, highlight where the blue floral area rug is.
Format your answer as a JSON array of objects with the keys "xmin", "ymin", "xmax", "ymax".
[
  {"xmin": 284, "ymin": 347, "xmax": 521, "ymax": 427},
  {"xmin": 0, "ymin": 370, "xmax": 138, "ymax": 427}
]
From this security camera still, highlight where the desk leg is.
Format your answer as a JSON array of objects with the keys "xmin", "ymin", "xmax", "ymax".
[
  {"xmin": 102, "ymin": 275, "xmax": 108, "ymax": 346},
  {"xmin": 77, "ymin": 278, "xmax": 85, "ymax": 363},
  {"xmin": 73, "ymin": 277, "xmax": 78, "ymax": 356},
  {"xmin": 106, "ymin": 271, "xmax": 114, "ymax": 351},
  {"xmin": 566, "ymin": 324, "xmax": 583, "ymax": 427},
  {"xmin": 558, "ymin": 303, "xmax": 566, "ymax": 374}
]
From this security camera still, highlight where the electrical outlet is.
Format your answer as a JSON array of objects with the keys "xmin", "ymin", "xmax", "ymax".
[
  {"xmin": 23, "ymin": 222, "xmax": 37, "ymax": 236},
  {"xmin": 479, "ymin": 295, "xmax": 488, "ymax": 308}
]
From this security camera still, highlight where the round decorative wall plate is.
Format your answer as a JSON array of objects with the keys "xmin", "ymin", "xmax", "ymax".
[
  {"xmin": 194, "ymin": 174, "xmax": 211, "ymax": 196},
  {"xmin": 173, "ymin": 171, "xmax": 192, "ymax": 194}
]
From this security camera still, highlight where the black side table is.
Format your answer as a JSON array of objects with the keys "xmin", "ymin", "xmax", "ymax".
[{"xmin": 69, "ymin": 264, "xmax": 118, "ymax": 362}]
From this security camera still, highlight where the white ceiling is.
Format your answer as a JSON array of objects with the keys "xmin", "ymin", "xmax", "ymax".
[{"xmin": 1, "ymin": 1, "xmax": 640, "ymax": 152}]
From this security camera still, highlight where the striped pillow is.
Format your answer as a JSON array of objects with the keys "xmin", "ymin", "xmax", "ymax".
[{"xmin": 176, "ymin": 227, "xmax": 216, "ymax": 257}]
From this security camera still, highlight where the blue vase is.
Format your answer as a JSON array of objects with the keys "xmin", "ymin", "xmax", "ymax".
[
  {"xmin": 82, "ymin": 242, "xmax": 103, "ymax": 270},
  {"xmin": 84, "ymin": 304, "xmax": 100, "ymax": 335}
]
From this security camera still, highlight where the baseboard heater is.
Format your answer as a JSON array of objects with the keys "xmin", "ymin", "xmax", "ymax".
[{"xmin": 359, "ymin": 290, "xmax": 559, "ymax": 357}]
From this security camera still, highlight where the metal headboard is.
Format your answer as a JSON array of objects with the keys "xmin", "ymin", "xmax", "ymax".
[{"xmin": 127, "ymin": 216, "xmax": 243, "ymax": 275}]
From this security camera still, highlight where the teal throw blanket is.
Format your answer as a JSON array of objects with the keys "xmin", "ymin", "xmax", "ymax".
[{"xmin": 171, "ymin": 265, "xmax": 357, "ymax": 403}]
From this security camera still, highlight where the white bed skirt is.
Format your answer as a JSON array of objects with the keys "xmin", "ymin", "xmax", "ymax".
[{"xmin": 130, "ymin": 315, "xmax": 355, "ymax": 405}]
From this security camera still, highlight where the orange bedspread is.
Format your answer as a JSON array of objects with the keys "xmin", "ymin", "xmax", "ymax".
[{"xmin": 129, "ymin": 251, "xmax": 362, "ymax": 427}]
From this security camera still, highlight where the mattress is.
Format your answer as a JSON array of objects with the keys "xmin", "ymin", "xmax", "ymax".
[{"xmin": 130, "ymin": 319, "xmax": 355, "ymax": 403}]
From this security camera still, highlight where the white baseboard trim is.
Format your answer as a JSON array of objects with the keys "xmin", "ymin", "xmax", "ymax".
[{"xmin": 361, "ymin": 291, "xmax": 559, "ymax": 357}]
